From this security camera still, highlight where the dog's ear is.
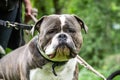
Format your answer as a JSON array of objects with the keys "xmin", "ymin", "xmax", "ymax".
[
  {"xmin": 73, "ymin": 15, "xmax": 88, "ymax": 33},
  {"xmin": 35, "ymin": 16, "xmax": 46, "ymax": 32},
  {"xmin": 30, "ymin": 16, "xmax": 46, "ymax": 35}
]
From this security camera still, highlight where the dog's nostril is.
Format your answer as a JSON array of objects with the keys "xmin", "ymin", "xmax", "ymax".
[
  {"xmin": 58, "ymin": 34, "xmax": 67, "ymax": 42},
  {"xmin": 58, "ymin": 34, "xmax": 67, "ymax": 39}
]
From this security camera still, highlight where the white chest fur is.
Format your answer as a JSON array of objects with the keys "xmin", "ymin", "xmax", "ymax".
[{"xmin": 30, "ymin": 58, "xmax": 77, "ymax": 80}]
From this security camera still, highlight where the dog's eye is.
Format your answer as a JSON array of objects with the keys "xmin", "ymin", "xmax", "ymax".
[{"xmin": 47, "ymin": 29, "xmax": 57, "ymax": 34}]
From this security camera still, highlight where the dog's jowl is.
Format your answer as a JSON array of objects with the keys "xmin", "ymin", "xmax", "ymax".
[{"xmin": 0, "ymin": 14, "xmax": 87, "ymax": 80}]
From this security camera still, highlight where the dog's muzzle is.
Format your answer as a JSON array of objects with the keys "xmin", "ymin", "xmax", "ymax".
[
  {"xmin": 38, "ymin": 33, "xmax": 77, "ymax": 62},
  {"xmin": 54, "ymin": 33, "xmax": 77, "ymax": 57}
]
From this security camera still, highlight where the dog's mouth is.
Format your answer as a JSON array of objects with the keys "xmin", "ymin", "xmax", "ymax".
[{"xmin": 47, "ymin": 43, "xmax": 77, "ymax": 59}]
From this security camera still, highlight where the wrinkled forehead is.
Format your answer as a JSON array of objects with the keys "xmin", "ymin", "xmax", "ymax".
[{"xmin": 40, "ymin": 14, "xmax": 80, "ymax": 29}]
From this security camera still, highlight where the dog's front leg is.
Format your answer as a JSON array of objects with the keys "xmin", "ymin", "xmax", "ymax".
[
  {"xmin": 19, "ymin": 66, "xmax": 28, "ymax": 80},
  {"xmin": 19, "ymin": 60, "xmax": 30, "ymax": 80}
]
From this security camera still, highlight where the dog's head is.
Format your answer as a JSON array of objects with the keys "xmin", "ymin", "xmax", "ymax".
[{"xmin": 35, "ymin": 14, "xmax": 88, "ymax": 62}]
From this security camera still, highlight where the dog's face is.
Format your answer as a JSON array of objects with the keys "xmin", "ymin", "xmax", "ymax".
[{"xmin": 35, "ymin": 14, "xmax": 88, "ymax": 62}]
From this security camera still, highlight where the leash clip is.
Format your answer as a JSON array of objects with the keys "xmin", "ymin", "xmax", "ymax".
[{"xmin": 6, "ymin": 21, "xmax": 19, "ymax": 30}]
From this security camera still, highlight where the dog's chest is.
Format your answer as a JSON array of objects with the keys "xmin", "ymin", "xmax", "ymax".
[{"xmin": 30, "ymin": 58, "xmax": 77, "ymax": 80}]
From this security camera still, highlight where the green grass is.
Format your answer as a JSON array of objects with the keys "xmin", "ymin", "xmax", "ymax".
[
  {"xmin": 78, "ymin": 68, "xmax": 120, "ymax": 80},
  {"xmin": 79, "ymin": 68, "xmax": 105, "ymax": 80},
  {"xmin": 78, "ymin": 54, "xmax": 120, "ymax": 80}
]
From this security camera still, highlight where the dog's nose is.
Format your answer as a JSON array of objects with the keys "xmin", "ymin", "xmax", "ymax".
[{"xmin": 58, "ymin": 34, "xmax": 67, "ymax": 43}]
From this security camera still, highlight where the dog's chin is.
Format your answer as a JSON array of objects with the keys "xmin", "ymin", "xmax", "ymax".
[{"xmin": 47, "ymin": 43, "xmax": 77, "ymax": 60}]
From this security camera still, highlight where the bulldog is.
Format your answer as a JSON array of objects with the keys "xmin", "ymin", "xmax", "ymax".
[{"xmin": 0, "ymin": 14, "xmax": 87, "ymax": 80}]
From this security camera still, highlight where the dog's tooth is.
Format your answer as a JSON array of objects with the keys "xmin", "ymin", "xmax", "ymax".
[{"xmin": 48, "ymin": 54, "xmax": 55, "ymax": 58}]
